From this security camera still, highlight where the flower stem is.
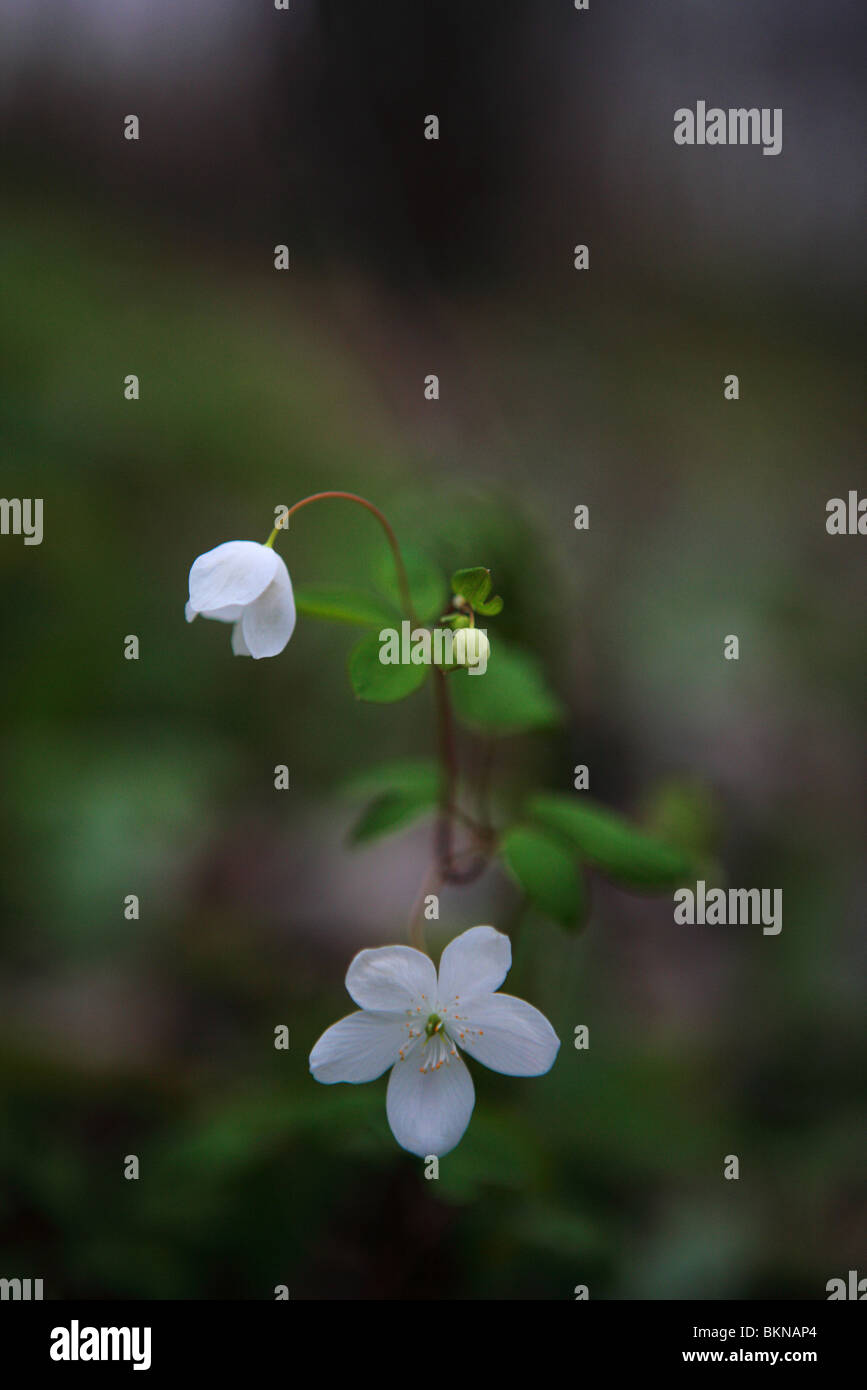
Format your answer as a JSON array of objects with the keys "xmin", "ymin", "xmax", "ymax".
[
  {"xmin": 432, "ymin": 668, "xmax": 492, "ymax": 886},
  {"xmin": 265, "ymin": 491, "xmax": 417, "ymax": 621},
  {"xmin": 269, "ymin": 492, "xmax": 493, "ymax": 944},
  {"xmin": 406, "ymin": 862, "xmax": 441, "ymax": 953}
]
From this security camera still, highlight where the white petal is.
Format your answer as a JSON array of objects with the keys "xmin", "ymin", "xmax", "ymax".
[
  {"xmin": 231, "ymin": 621, "xmax": 251, "ymax": 656},
  {"xmin": 346, "ymin": 944, "xmax": 437, "ymax": 1014},
  {"xmin": 185, "ymin": 600, "xmax": 197, "ymax": 623},
  {"xmin": 451, "ymin": 992, "xmax": 560, "ymax": 1076},
  {"xmin": 386, "ymin": 1049, "xmax": 475, "ymax": 1157},
  {"xmin": 437, "ymin": 925, "xmax": 511, "ymax": 1003},
  {"xmin": 309, "ymin": 1011, "xmax": 407, "ymax": 1084},
  {"xmin": 188, "ymin": 541, "xmax": 279, "ymax": 615},
  {"xmin": 201, "ymin": 604, "xmax": 244, "ymax": 623},
  {"xmin": 239, "ymin": 559, "xmax": 296, "ymax": 659}
]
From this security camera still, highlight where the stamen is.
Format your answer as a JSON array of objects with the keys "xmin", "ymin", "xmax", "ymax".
[{"xmin": 417, "ymin": 1032, "xmax": 455, "ymax": 1074}]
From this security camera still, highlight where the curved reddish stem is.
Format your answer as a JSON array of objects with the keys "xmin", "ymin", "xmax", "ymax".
[{"xmin": 268, "ymin": 491, "xmax": 416, "ymax": 620}]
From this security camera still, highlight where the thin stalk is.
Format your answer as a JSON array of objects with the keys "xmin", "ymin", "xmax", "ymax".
[{"xmin": 266, "ymin": 491, "xmax": 417, "ymax": 621}]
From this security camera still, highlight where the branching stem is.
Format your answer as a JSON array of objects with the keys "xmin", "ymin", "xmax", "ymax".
[{"xmin": 272, "ymin": 491, "xmax": 495, "ymax": 952}]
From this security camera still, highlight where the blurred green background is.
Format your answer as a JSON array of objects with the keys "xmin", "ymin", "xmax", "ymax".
[{"xmin": 0, "ymin": 0, "xmax": 864, "ymax": 1299}]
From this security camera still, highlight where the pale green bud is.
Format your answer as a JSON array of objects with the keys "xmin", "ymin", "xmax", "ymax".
[{"xmin": 453, "ymin": 627, "xmax": 490, "ymax": 668}]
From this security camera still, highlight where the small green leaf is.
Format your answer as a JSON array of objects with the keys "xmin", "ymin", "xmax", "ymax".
[
  {"xmin": 501, "ymin": 826, "xmax": 586, "ymax": 928},
  {"xmin": 450, "ymin": 567, "xmax": 488, "ymax": 603},
  {"xmin": 640, "ymin": 778, "xmax": 720, "ymax": 864},
  {"xmin": 376, "ymin": 545, "xmax": 445, "ymax": 623},
  {"xmin": 350, "ymin": 790, "xmax": 437, "ymax": 845},
  {"xmin": 295, "ymin": 584, "xmax": 399, "ymax": 627},
  {"xmin": 451, "ymin": 640, "xmax": 563, "ymax": 734},
  {"xmin": 343, "ymin": 759, "xmax": 442, "ymax": 846},
  {"xmin": 477, "ymin": 594, "xmax": 504, "ymax": 616},
  {"xmin": 340, "ymin": 757, "xmax": 440, "ymax": 801},
  {"xmin": 450, "ymin": 566, "xmax": 503, "ymax": 616},
  {"xmin": 529, "ymin": 794, "xmax": 694, "ymax": 889},
  {"xmin": 347, "ymin": 631, "xmax": 430, "ymax": 703}
]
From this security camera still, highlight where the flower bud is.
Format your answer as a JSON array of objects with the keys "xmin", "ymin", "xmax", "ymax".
[{"xmin": 452, "ymin": 627, "xmax": 490, "ymax": 668}]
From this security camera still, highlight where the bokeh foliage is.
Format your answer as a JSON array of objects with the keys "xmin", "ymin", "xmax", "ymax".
[{"xmin": 1, "ymin": 15, "xmax": 865, "ymax": 1292}]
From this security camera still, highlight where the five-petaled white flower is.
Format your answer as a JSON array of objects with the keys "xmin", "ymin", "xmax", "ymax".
[
  {"xmin": 186, "ymin": 540, "xmax": 296, "ymax": 658},
  {"xmin": 309, "ymin": 925, "xmax": 560, "ymax": 1157}
]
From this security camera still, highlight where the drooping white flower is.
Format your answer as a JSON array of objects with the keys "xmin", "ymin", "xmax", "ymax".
[
  {"xmin": 309, "ymin": 925, "xmax": 560, "ymax": 1157},
  {"xmin": 185, "ymin": 540, "xmax": 296, "ymax": 659}
]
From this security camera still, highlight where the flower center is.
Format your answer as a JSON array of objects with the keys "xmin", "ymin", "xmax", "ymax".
[{"xmin": 417, "ymin": 1016, "xmax": 459, "ymax": 1074}]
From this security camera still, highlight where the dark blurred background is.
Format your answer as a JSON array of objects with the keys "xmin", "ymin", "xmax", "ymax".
[{"xmin": 0, "ymin": 0, "xmax": 864, "ymax": 1299}]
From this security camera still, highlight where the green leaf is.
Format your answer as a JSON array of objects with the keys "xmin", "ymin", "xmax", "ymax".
[
  {"xmin": 639, "ymin": 778, "xmax": 723, "ymax": 885},
  {"xmin": 294, "ymin": 583, "xmax": 399, "ymax": 627},
  {"xmin": 477, "ymin": 595, "xmax": 504, "ymax": 616},
  {"xmin": 350, "ymin": 790, "xmax": 437, "ymax": 845},
  {"xmin": 347, "ymin": 631, "xmax": 430, "ymax": 703},
  {"xmin": 450, "ymin": 566, "xmax": 503, "ymax": 616},
  {"xmin": 501, "ymin": 826, "xmax": 586, "ymax": 928},
  {"xmin": 451, "ymin": 640, "xmax": 563, "ymax": 734},
  {"xmin": 640, "ymin": 778, "xmax": 720, "ymax": 863},
  {"xmin": 376, "ymin": 544, "xmax": 445, "ymax": 623},
  {"xmin": 528, "ymin": 794, "xmax": 694, "ymax": 889},
  {"xmin": 340, "ymin": 757, "xmax": 440, "ymax": 801},
  {"xmin": 344, "ymin": 759, "xmax": 441, "ymax": 845}
]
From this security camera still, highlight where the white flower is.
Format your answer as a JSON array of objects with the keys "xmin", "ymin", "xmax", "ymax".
[
  {"xmin": 185, "ymin": 540, "xmax": 296, "ymax": 659},
  {"xmin": 309, "ymin": 925, "xmax": 560, "ymax": 1157}
]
